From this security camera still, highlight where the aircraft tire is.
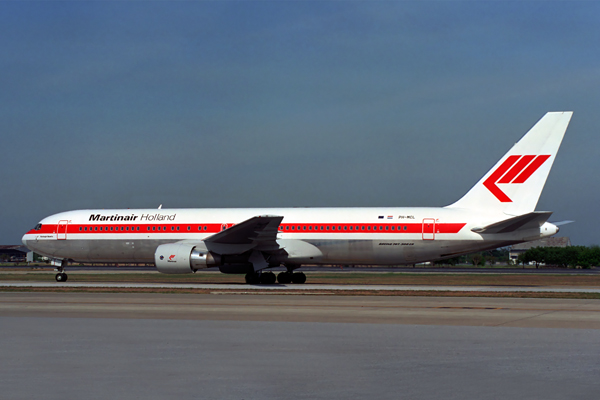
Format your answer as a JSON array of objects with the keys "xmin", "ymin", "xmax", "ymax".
[
  {"xmin": 291, "ymin": 272, "xmax": 306, "ymax": 284},
  {"xmin": 277, "ymin": 272, "xmax": 292, "ymax": 284},
  {"xmin": 260, "ymin": 272, "xmax": 276, "ymax": 285},
  {"xmin": 55, "ymin": 273, "xmax": 68, "ymax": 282},
  {"xmin": 245, "ymin": 273, "xmax": 260, "ymax": 285}
]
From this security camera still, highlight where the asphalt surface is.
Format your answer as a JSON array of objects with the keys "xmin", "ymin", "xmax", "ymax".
[
  {"xmin": 1, "ymin": 293, "xmax": 600, "ymax": 399},
  {"xmin": 3, "ymin": 280, "xmax": 600, "ymax": 294},
  {"xmin": 3, "ymin": 264, "xmax": 600, "ymax": 274}
]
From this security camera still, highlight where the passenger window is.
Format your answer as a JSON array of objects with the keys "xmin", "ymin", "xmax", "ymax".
[
  {"xmin": 79, "ymin": 227, "xmax": 82, "ymax": 231},
  {"xmin": 367, "ymin": 226, "xmax": 371, "ymax": 231},
  {"xmin": 126, "ymin": 227, "xmax": 129, "ymax": 231},
  {"xmin": 188, "ymin": 226, "xmax": 190, "ymax": 231}
]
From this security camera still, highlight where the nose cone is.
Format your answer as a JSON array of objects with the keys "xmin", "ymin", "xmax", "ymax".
[{"xmin": 22, "ymin": 230, "xmax": 36, "ymax": 251}]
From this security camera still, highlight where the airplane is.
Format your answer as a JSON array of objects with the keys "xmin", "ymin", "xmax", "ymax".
[{"xmin": 22, "ymin": 111, "xmax": 573, "ymax": 284}]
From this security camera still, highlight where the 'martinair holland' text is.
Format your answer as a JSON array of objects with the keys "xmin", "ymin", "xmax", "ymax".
[{"xmin": 89, "ymin": 214, "xmax": 176, "ymax": 222}]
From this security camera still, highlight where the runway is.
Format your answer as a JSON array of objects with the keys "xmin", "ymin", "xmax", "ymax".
[
  {"xmin": 3, "ymin": 293, "xmax": 600, "ymax": 399},
  {"xmin": 2, "ymin": 292, "xmax": 600, "ymax": 328},
  {"xmin": 3, "ymin": 280, "xmax": 600, "ymax": 294}
]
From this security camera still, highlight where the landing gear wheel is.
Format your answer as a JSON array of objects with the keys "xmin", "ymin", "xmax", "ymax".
[
  {"xmin": 245, "ymin": 273, "xmax": 260, "ymax": 285},
  {"xmin": 277, "ymin": 272, "xmax": 292, "ymax": 284},
  {"xmin": 55, "ymin": 273, "xmax": 68, "ymax": 282},
  {"xmin": 291, "ymin": 272, "xmax": 306, "ymax": 284},
  {"xmin": 259, "ymin": 272, "xmax": 276, "ymax": 285}
]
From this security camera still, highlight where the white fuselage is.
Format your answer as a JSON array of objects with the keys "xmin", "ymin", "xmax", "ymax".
[{"xmin": 22, "ymin": 206, "xmax": 557, "ymax": 266}]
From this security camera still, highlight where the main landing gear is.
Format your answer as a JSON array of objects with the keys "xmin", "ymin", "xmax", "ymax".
[
  {"xmin": 276, "ymin": 271, "xmax": 306, "ymax": 284},
  {"xmin": 244, "ymin": 271, "xmax": 306, "ymax": 285},
  {"xmin": 55, "ymin": 272, "xmax": 68, "ymax": 282}
]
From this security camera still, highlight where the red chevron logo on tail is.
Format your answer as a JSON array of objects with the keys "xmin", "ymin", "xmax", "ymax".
[{"xmin": 483, "ymin": 155, "xmax": 551, "ymax": 202}]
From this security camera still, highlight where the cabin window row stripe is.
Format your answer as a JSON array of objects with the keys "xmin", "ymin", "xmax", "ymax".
[{"xmin": 74, "ymin": 224, "xmax": 414, "ymax": 232}]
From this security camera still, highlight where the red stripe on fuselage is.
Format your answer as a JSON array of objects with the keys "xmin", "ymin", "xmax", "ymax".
[{"xmin": 25, "ymin": 222, "xmax": 467, "ymax": 236}]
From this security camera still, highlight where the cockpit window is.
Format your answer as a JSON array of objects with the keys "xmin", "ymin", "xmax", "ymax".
[{"xmin": 34, "ymin": 224, "xmax": 42, "ymax": 231}]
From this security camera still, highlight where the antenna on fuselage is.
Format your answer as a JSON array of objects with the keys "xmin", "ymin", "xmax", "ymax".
[{"xmin": 158, "ymin": 204, "xmax": 162, "ymax": 209}]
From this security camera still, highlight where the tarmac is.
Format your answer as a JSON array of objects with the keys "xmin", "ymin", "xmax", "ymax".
[
  {"xmin": 2, "ymin": 292, "xmax": 600, "ymax": 399},
  {"xmin": 2, "ymin": 280, "xmax": 600, "ymax": 294}
]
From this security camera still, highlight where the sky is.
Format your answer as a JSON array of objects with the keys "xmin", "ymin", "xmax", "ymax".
[{"xmin": 1, "ymin": 1, "xmax": 599, "ymax": 246}]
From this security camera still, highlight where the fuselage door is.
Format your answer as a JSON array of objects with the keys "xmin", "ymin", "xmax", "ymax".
[
  {"xmin": 57, "ymin": 220, "xmax": 68, "ymax": 240},
  {"xmin": 422, "ymin": 218, "xmax": 435, "ymax": 241}
]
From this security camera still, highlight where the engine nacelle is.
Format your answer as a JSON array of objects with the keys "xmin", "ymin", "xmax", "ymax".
[{"xmin": 154, "ymin": 242, "xmax": 221, "ymax": 274}]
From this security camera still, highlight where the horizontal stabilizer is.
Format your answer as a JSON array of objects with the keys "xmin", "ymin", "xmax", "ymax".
[
  {"xmin": 551, "ymin": 220, "xmax": 574, "ymax": 227},
  {"xmin": 471, "ymin": 211, "xmax": 553, "ymax": 234}
]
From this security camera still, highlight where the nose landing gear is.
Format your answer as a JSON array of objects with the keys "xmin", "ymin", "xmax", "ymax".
[
  {"xmin": 55, "ymin": 272, "xmax": 68, "ymax": 282},
  {"xmin": 51, "ymin": 259, "xmax": 68, "ymax": 282}
]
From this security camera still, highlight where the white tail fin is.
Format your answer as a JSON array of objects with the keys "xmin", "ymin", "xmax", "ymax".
[{"xmin": 446, "ymin": 112, "xmax": 573, "ymax": 215}]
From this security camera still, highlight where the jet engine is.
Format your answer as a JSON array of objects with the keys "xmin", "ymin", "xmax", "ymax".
[{"xmin": 154, "ymin": 242, "xmax": 221, "ymax": 274}]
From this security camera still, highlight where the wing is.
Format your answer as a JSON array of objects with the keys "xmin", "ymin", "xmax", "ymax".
[{"xmin": 203, "ymin": 215, "xmax": 283, "ymax": 254}]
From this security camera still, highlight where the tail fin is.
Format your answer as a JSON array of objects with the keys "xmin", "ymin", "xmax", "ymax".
[{"xmin": 446, "ymin": 112, "xmax": 573, "ymax": 215}]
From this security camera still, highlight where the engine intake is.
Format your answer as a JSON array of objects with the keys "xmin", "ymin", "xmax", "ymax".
[{"xmin": 154, "ymin": 242, "xmax": 221, "ymax": 274}]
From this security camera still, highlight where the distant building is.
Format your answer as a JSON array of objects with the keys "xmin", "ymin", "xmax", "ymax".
[
  {"xmin": 0, "ymin": 245, "xmax": 29, "ymax": 261},
  {"xmin": 509, "ymin": 237, "xmax": 571, "ymax": 261}
]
